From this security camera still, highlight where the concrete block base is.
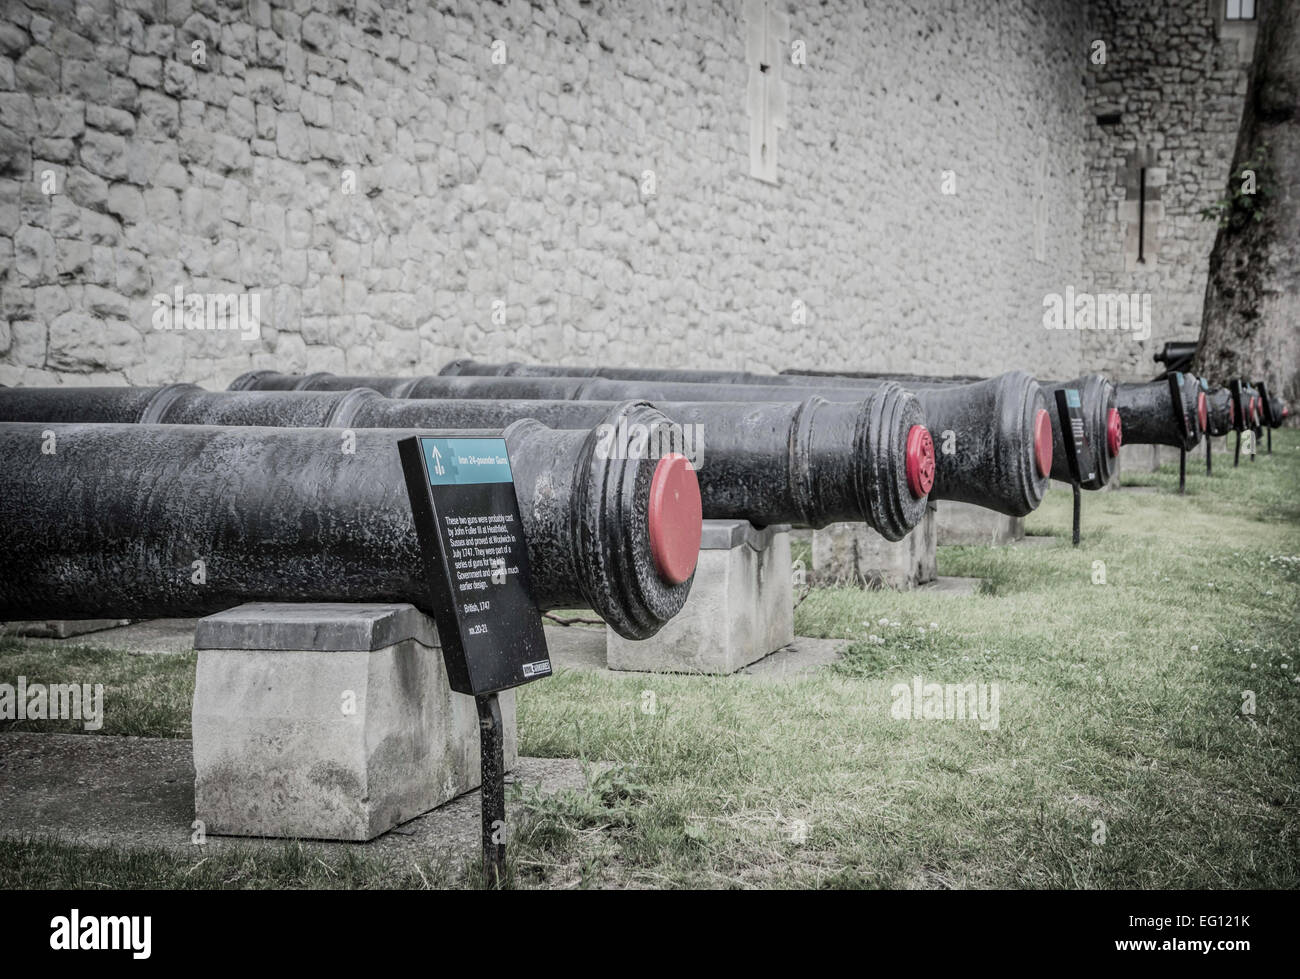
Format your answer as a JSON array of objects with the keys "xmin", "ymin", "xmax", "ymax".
[
  {"xmin": 2, "ymin": 619, "xmax": 130, "ymax": 638},
  {"xmin": 811, "ymin": 505, "xmax": 937, "ymax": 589},
  {"xmin": 1118, "ymin": 443, "xmax": 1191, "ymax": 484},
  {"xmin": 606, "ymin": 521, "xmax": 794, "ymax": 675},
  {"xmin": 191, "ymin": 602, "xmax": 516, "ymax": 842},
  {"xmin": 934, "ymin": 501, "xmax": 1024, "ymax": 546},
  {"xmin": 1119, "ymin": 442, "xmax": 1160, "ymax": 475}
]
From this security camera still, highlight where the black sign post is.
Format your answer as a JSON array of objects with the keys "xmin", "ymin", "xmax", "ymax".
[
  {"xmin": 398, "ymin": 435, "xmax": 552, "ymax": 888},
  {"xmin": 1170, "ymin": 373, "xmax": 1189, "ymax": 494},
  {"xmin": 1199, "ymin": 379, "xmax": 1213, "ymax": 477},
  {"xmin": 1257, "ymin": 381, "xmax": 1274, "ymax": 455},
  {"xmin": 1053, "ymin": 388, "xmax": 1094, "ymax": 547},
  {"xmin": 1230, "ymin": 380, "xmax": 1247, "ymax": 467}
]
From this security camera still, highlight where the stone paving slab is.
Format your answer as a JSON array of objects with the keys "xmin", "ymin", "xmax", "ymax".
[
  {"xmin": 9, "ymin": 612, "xmax": 1028, "ymax": 679},
  {"xmin": 541, "ymin": 621, "xmax": 850, "ymax": 678},
  {"xmin": 919, "ymin": 575, "xmax": 983, "ymax": 595},
  {"xmin": 2, "ymin": 620, "xmax": 131, "ymax": 639},
  {"xmin": 0, "ymin": 731, "xmax": 593, "ymax": 864}
]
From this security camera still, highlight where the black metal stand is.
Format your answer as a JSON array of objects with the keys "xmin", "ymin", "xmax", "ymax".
[
  {"xmin": 1178, "ymin": 449, "xmax": 1186, "ymax": 494},
  {"xmin": 1234, "ymin": 431, "xmax": 1242, "ymax": 467},
  {"xmin": 1267, "ymin": 427, "xmax": 1272, "ymax": 454},
  {"xmin": 1205, "ymin": 436, "xmax": 1212, "ymax": 476},
  {"xmin": 1252, "ymin": 432, "xmax": 1257, "ymax": 462},
  {"xmin": 1071, "ymin": 483, "xmax": 1081, "ymax": 547},
  {"xmin": 476, "ymin": 692, "xmax": 506, "ymax": 889}
]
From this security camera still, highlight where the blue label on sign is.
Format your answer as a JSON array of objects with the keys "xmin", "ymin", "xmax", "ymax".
[
  {"xmin": 1065, "ymin": 388, "xmax": 1081, "ymax": 408},
  {"xmin": 420, "ymin": 437, "xmax": 515, "ymax": 486}
]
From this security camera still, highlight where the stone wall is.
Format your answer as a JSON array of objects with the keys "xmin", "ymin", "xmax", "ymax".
[
  {"xmin": 1079, "ymin": 0, "xmax": 1254, "ymax": 382},
  {"xmin": 1, "ymin": 0, "xmax": 1233, "ymax": 391}
]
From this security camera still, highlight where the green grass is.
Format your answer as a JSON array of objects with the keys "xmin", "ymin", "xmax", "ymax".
[
  {"xmin": 2, "ymin": 432, "xmax": 1298, "ymax": 888},
  {"xmin": 0, "ymin": 641, "xmax": 195, "ymax": 738}
]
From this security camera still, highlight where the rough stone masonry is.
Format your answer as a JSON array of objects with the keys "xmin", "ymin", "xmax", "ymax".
[{"xmin": 0, "ymin": 0, "xmax": 1249, "ymax": 389}]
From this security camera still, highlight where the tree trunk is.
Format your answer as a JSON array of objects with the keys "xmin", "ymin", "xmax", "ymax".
[{"xmin": 1195, "ymin": 1, "xmax": 1300, "ymax": 418}]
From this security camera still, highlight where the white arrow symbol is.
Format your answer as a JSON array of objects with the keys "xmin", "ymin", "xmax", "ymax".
[{"xmin": 431, "ymin": 445, "xmax": 445, "ymax": 475}]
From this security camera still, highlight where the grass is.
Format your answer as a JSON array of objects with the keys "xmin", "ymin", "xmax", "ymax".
[
  {"xmin": 0, "ymin": 641, "xmax": 195, "ymax": 738},
  {"xmin": 0, "ymin": 837, "xmax": 464, "ymax": 890},
  {"xmin": 1, "ymin": 431, "xmax": 1297, "ymax": 888}
]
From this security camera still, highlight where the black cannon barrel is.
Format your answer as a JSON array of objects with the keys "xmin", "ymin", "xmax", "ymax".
[
  {"xmin": 1183, "ymin": 372, "xmax": 1208, "ymax": 437},
  {"xmin": 1035, "ymin": 376, "xmax": 1120, "ymax": 490},
  {"xmin": 1154, "ymin": 341, "xmax": 1197, "ymax": 370},
  {"xmin": 884, "ymin": 375, "xmax": 1119, "ymax": 491},
  {"xmin": 712, "ymin": 366, "xmax": 1119, "ymax": 491},
  {"xmin": 441, "ymin": 359, "xmax": 824, "ymax": 387},
  {"xmin": 778, "ymin": 368, "xmax": 982, "ymax": 383},
  {"xmin": 1205, "ymin": 385, "xmax": 1234, "ymax": 437},
  {"xmin": 1227, "ymin": 379, "xmax": 1254, "ymax": 434},
  {"xmin": 1247, "ymin": 384, "xmax": 1262, "ymax": 432},
  {"xmin": 0, "ymin": 413, "xmax": 702, "ymax": 640},
  {"xmin": 1116, "ymin": 375, "xmax": 1201, "ymax": 450},
  {"xmin": 0, "ymin": 384, "xmax": 931, "ymax": 538},
  {"xmin": 772, "ymin": 369, "xmax": 1121, "ymax": 490},
  {"xmin": 434, "ymin": 363, "xmax": 1108, "ymax": 494},
  {"xmin": 232, "ymin": 370, "xmax": 1053, "ymax": 518},
  {"xmin": 1254, "ymin": 381, "xmax": 1286, "ymax": 428}
]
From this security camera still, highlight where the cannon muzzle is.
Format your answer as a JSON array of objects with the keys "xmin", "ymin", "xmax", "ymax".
[{"xmin": 1153, "ymin": 341, "xmax": 1197, "ymax": 372}]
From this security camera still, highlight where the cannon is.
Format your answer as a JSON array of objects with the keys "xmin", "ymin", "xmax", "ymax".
[
  {"xmin": 231, "ymin": 370, "xmax": 1054, "ymax": 519},
  {"xmin": 1041, "ymin": 376, "xmax": 1118, "ymax": 491},
  {"xmin": 1255, "ymin": 381, "xmax": 1285, "ymax": 428},
  {"xmin": 1254, "ymin": 381, "xmax": 1285, "ymax": 454},
  {"xmin": 1199, "ymin": 380, "xmax": 1234, "ymax": 477},
  {"xmin": 814, "ymin": 373, "xmax": 1118, "ymax": 492},
  {"xmin": 1153, "ymin": 341, "xmax": 1197, "ymax": 374},
  {"xmin": 1116, "ymin": 374, "xmax": 1202, "ymax": 451},
  {"xmin": 1227, "ymin": 379, "xmax": 1254, "ymax": 466},
  {"xmin": 435, "ymin": 361, "xmax": 1112, "ymax": 493},
  {"xmin": 0, "ymin": 413, "xmax": 703, "ymax": 640},
  {"xmin": 1204, "ymin": 384, "xmax": 1234, "ymax": 437},
  {"xmin": 0, "ymin": 383, "xmax": 932, "ymax": 539},
  {"xmin": 1116, "ymin": 373, "xmax": 1204, "ymax": 491}
]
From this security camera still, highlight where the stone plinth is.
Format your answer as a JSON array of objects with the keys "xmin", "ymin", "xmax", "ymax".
[
  {"xmin": 192, "ymin": 602, "xmax": 516, "ymax": 842},
  {"xmin": 934, "ymin": 501, "xmax": 1024, "ymax": 546},
  {"xmin": 811, "ymin": 505, "xmax": 937, "ymax": 589},
  {"xmin": 606, "ymin": 521, "xmax": 793, "ymax": 675}
]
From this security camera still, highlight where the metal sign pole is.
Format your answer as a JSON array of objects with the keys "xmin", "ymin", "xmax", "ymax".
[
  {"xmin": 1071, "ymin": 483, "xmax": 1081, "ymax": 547},
  {"xmin": 1206, "ymin": 436, "xmax": 1212, "ymax": 477},
  {"xmin": 476, "ymin": 692, "xmax": 506, "ymax": 889},
  {"xmin": 1178, "ymin": 448, "xmax": 1186, "ymax": 494}
]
